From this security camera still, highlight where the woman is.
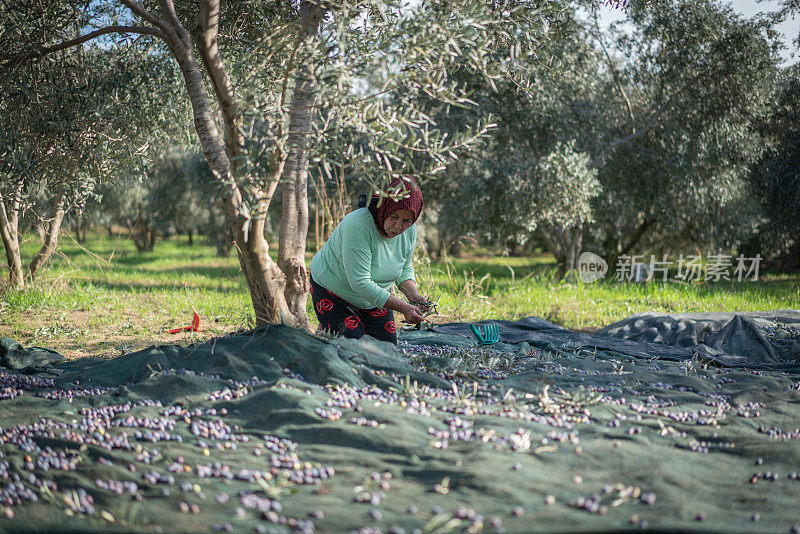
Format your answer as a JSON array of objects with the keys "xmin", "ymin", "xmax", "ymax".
[{"xmin": 309, "ymin": 177, "xmax": 427, "ymax": 344}]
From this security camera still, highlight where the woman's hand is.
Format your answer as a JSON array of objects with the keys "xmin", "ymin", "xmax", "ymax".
[
  {"xmin": 398, "ymin": 280, "xmax": 430, "ymax": 314},
  {"xmin": 385, "ymin": 295, "xmax": 425, "ymax": 324},
  {"xmin": 402, "ymin": 302, "xmax": 425, "ymax": 325},
  {"xmin": 409, "ymin": 297, "xmax": 432, "ymax": 314}
]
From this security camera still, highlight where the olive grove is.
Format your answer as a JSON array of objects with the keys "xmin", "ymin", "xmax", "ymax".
[
  {"xmin": 0, "ymin": 16, "xmax": 181, "ymax": 289},
  {"xmin": 424, "ymin": 0, "xmax": 787, "ymax": 274},
  {"xmin": 3, "ymin": 0, "xmax": 577, "ymax": 325}
]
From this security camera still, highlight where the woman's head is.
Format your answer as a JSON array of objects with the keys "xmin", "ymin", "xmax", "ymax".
[{"xmin": 370, "ymin": 177, "xmax": 423, "ymax": 238}]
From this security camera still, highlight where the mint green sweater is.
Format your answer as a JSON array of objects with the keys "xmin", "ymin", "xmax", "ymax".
[{"xmin": 309, "ymin": 208, "xmax": 417, "ymax": 309}]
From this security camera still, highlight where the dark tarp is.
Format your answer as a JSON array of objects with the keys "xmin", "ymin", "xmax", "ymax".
[
  {"xmin": 0, "ymin": 337, "xmax": 65, "ymax": 373},
  {"xmin": 2, "ymin": 314, "xmax": 800, "ymax": 532},
  {"xmin": 597, "ymin": 310, "xmax": 800, "ymax": 368},
  {"xmin": 426, "ymin": 312, "xmax": 800, "ymax": 370}
]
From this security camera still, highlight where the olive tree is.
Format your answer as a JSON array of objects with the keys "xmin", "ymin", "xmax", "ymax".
[
  {"xmin": 428, "ymin": 0, "xmax": 781, "ymax": 275},
  {"xmin": 0, "ymin": 50, "xmax": 171, "ymax": 287},
  {"xmin": 426, "ymin": 10, "xmax": 611, "ymax": 264},
  {"xmin": 128, "ymin": 148, "xmax": 231, "ymax": 254},
  {"xmin": 1, "ymin": 0, "xmax": 189, "ymax": 288},
  {"xmin": 532, "ymin": 143, "xmax": 600, "ymax": 274},
  {"xmin": 4, "ymin": 0, "xmax": 567, "ymax": 325},
  {"xmin": 589, "ymin": 0, "xmax": 780, "ymax": 263},
  {"xmin": 748, "ymin": 66, "xmax": 800, "ymax": 270},
  {"xmin": 0, "ymin": 54, "xmax": 82, "ymax": 288}
]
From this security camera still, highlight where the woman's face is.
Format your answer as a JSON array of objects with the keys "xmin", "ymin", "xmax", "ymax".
[{"xmin": 383, "ymin": 209, "xmax": 415, "ymax": 238}]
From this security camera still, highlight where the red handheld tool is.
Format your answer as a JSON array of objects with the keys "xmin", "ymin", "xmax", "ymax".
[{"xmin": 167, "ymin": 307, "xmax": 201, "ymax": 334}]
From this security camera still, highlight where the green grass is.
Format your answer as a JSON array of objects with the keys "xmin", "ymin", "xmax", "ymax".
[
  {"xmin": 1, "ymin": 233, "xmax": 254, "ymax": 356},
  {"xmin": 1, "ymin": 231, "xmax": 799, "ymax": 357},
  {"xmin": 416, "ymin": 252, "xmax": 800, "ymax": 330}
]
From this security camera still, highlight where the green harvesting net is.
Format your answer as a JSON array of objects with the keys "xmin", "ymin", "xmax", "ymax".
[{"xmin": 1, "ymin": 312, "xmax": 799, "ymax": 532}]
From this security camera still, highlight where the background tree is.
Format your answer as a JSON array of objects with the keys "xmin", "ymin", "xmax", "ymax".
[
  {"xmin": 532, "ymin": 143, "xmax": 600, "ymax": 275},
  {"xmin": 592, "ymin": 0, "xmax": 779, "ymax": 263},
  {"xmin": 0, "ymin": 0, "xmax": 189, "ymax": 288},
  {"xmin": 76, "ymin": 148, "xmax": 231, "ymax": 254},
  {"xmin": 0, "ymin": 50, "xmax": 175, "ymax": 287},
  {"xmin": 748, "ymin": 65, "xmax": 800, "ymax": 270},
  {"xmin": 424, "ymin": 0, "xmax": 782, "ymax": 274},
  {"xmin": 425, "ymin": 10, "xmax": 608, "ymax": 258}
]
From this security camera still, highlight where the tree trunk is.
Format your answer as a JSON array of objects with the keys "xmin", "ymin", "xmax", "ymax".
[
  {"xmin": 538, "ymin": 226, "xmax": 565, "ymax": 278},
  {"xmin": 780, "ymin": 238, "xmax": 800, "ymax": 272},
  {"xmin": 0, "ymin": 182, "xmax": 24, "ymax": 289},
  {"xmin": 278, "ymin": 0, "xmax": 325, "ymax": 329},
  {"xmin": 207, "ymin": 199, "xmax": 232, "ymax": 257},
  {"xmin": 130, "ymin": 205, "xmax": 155, "ymax": 253},
  {"xmin": 0, "ymin": 230, "xmax": 23, "ymax": 290},
  {"xmin": 37, "ymin": 223, "xmax": 47, "ymax": 243},
  {"xmin": 148, "ymin": 225, "xmax": 157, "ymax": 251},
  {"xmin": 539, "ymin": 223, "xmax": 583, "ymax": 279},
  {"xmin": 165, "ymin": 0, "xmax": 294, "ymax": 326},
  {"xmin": 72, "ymin": 217, "xmax": 88, "ymax": 243},
  {"xmin": 604, "ymin": 217, "xmax": 657, "ymax": 272},
  {"xmin": 564, "ymin": 223, "xmax": 583, "ymax": 274},
  {"xmin": 27, "ymin": 192, "xmax": 67, "ymax": 281},
  {"xmin": 214, "ymin": 232, "xmax": 231, "ymax": 257}
]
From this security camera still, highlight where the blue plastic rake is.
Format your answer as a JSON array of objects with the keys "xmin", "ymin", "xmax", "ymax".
[{"xmin": 469, "ymin": 322, "xmax": 500, "ymax": 346}]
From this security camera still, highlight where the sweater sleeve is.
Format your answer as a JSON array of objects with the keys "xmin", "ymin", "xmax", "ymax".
[
  {"xmin": 341, "ymin": 227, "xmax": 391, "ymax": 309},
  {"xmin": 396, "ymin": 225, "xmax": 417, "ymax": 286}
]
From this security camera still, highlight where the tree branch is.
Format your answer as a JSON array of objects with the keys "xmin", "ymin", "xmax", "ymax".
[
  {"xmin": 120, "ymin": 0, "xmax": 171, "ymax": 33},
  {"xmin": 606, "ymin": 65, "xmax": 706, "ymax": 153},
  {"xmin": 279, "ymin": 2, "xmax": 326, "ymax": 111},
  {"xmin": 608, "ymin": 101, "xmax": 666, "ymax": 151},
  {"xmin": 590, "ymin": 12, "xmax": 636, "ymax": 133},
  {"xmin": 196, "ymin": 0, "xmax": 245, "ymax": 163},
  {"xmin": 0, "ymin": 179, "xmax": 24, "ymax": 240},
  {"xmin": 27, "ymin": 192, "xmax": 67, "ymax": 281},
  {"xmin": 3, "ymin": 25, "xmax": 167, "ymax": 70},
  {"xmin": 595, "ymin": 49, "xmax": 713, "ymax": 166},
  {"xmin": 0, "ymin": 193, "xmax": 12, "ymax": 241},
  {"xmin": 620, "ymin": 217, "xmax": 657, "ymax": 255},
  {"xmin": 287, "ymin": 86, "xmax": 395, "ymax": 113},
  {"xmin": 537, "ymin": 226, "xmax": 558, "ymax": 258},
  {"xmin": 155, "ymin": 0, "xmax": 183, "ymax": 30}
]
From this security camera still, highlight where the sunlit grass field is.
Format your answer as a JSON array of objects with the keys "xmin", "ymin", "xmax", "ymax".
[
  {"xmin": 416, "ymin": 254, "xmax": 800, "ymax": 329},
  {"xmin": 1, "ymin": 231, "xmax": 798, "ymax": 358}
]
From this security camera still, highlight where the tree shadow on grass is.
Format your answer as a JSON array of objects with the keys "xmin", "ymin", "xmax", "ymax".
[
  {"xmin": 59, "ymin": 261, "xmax": 242, "ymax": 288},
  {"xmin": 693, "ymin": 279, "xmax": 800, "ymax": 299},
  {"xmin": 158, "ymin": 265, "xmax": 240, "ymax": 280},
  {"xmin": 107, "ymin": 252, "xmax": 218, "ymax": 268},
  {"xmin": 431, "ymin": 259, "xmax": 555, "ymax": 280},
  {"xmin": 591, "ymin": 277, "xmax": 800, "ymax": 302},
  {"xmin": 85, "ymin": 279, "xmax": 243, "ymax": 294}
]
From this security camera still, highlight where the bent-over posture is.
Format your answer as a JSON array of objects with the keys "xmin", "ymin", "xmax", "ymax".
[{"xmin": 308, "ymin": 177, "xmax": 426, "ymax": 344}]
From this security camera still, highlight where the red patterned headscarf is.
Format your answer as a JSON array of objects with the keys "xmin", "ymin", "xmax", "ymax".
[{"xmin": 369, "ymin": 177, "xmax": 423, "ymax": 237}]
